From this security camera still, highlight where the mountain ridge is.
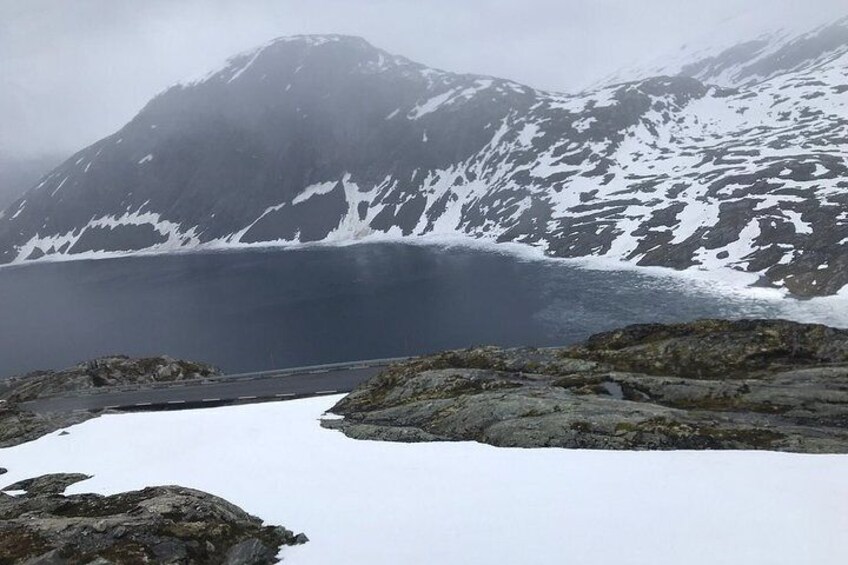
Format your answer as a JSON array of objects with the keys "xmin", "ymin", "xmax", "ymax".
[{"xmin": 598, "ymin": 14, "xmax": 848, "ymax": 88}]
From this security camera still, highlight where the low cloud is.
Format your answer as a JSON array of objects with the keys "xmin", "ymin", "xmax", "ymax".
[{"xmin": 1, "ymin": 0, "xmax": 845, "ymax": 158}]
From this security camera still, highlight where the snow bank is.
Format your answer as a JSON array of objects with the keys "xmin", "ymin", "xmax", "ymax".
[{"xmin": 1, "ymin": 396, "xmax": 846, "ymax": 564}]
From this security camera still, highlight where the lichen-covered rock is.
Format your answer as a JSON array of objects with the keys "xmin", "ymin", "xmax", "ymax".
[
  {"xmin": 325, "ymin": 319, "xmax": 848, "ymax": 453},
  {"xmin": 0, "ymin": 356, "xmax": 221, "ymax": 448},
  {"xmin": 0, "ymin": 356, "xmax": 221, "ymax": 405},
  {"xmin": 0, "ymin": 407, "xmax": 92, "ymax": 449},
  {"xmin": 1, "ymin": 473, "xmax": 91, "ymax": 495},
  {"xmin": 566, "ymin": 318, "xmax": 848, "ymax": 379},
  {"xmin": 0, "ymin": 479, "xmax": 306, "ymax": 564}
]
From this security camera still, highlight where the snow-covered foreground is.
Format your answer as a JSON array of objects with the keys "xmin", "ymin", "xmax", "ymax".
[{"xmin": 2, "ymin": 396, "xmax": 846, "ymax": 564}]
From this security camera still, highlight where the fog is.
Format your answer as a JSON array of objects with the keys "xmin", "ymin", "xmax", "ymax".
[{"xmin": 1, "ymin": 0, "xmax": 846, "ymax": 159}]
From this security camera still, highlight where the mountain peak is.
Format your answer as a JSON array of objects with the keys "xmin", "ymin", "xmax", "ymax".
[
  {"xmin": 268, "ymin": 34, "xmax": 371, "ymax": 47},
  {"xmin": 181, "ymin": 34, "xmax": 404, "ymax": 88}
]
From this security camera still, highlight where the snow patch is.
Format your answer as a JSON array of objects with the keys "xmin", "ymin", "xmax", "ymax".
[
  {"xmin": 50, "ymin": 177, "xmax": 69, "ymax": 197},
  {"xmin": 227, "ymin": 45, "xmax": 267, "ymax": 84},
  {"xmin": 292, "ymin": 181, "xmax": 338, "ymax": 204},
  {"xmin": 783, "ymin": 210, "xmax": 813, "ymax": 235}
]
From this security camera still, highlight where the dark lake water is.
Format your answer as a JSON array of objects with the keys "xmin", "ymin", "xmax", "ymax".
[{"xmin": 0, "ymin": 243, "xmax": 797, "ymax": 378}]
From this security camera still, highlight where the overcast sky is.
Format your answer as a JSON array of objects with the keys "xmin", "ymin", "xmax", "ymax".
[{"xmin": 1, "ymin": 0, "xmax": 846, "ymax": 159}]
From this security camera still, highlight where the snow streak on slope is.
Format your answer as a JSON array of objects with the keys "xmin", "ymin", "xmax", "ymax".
[{"xmin": 1, "ymin": 396, "xmax": 846, "ymax": 565}]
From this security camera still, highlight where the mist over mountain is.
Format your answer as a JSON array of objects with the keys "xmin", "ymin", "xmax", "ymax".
[
  {"xmin": 1, "ymin": 18, "xmax": 847, "ymax": 296},
  {"xmin": 0, "ymin": 154, "xmax": 62, "ymax": 212}
]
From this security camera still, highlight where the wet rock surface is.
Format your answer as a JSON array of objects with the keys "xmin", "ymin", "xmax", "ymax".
[
  {"xmin": 325, "ymin": 319, "xmax": 848, "ymax": 452},
  {"xmin": 0, "ymin": 476, "xmax": 306, "ymax": 564},
  {"xmin": 0, "ymin": 356, "xmax": 220, "ymax": 448}
]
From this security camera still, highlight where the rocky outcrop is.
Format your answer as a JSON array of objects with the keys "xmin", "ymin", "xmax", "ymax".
[
  {"xmin": 324, "ymin": 319, "xmax": 848, "ymax": 453},
  {"xmin": 0, "ymin": 407, "xmax": 92, "ymax": 449},
  {"xmin": 1, "ymin": 473, "xmax": 92, "ymax": 495},
  {"xmin": 0, "ymin": 356, "xmax": 220, "ymax": 448},
  {"xmin": 0, "ymin": 356, "xmax": 220, "ymax": 405},
  {"xmin": 0, "ymin": 474, "xmax": 306, "ymax": 564}
]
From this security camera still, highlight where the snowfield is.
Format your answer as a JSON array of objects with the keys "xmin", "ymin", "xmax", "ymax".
[{"xmin": 1, "ymin": 395, "xmax": 846, "ymax": 564}]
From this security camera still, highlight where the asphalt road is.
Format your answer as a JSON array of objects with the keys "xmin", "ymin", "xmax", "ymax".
[{"xmin": 20, "ymin": 364, "xmax": 389, "ymax": 414}]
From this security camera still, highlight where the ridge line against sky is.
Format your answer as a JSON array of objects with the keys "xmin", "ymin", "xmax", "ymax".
[{"xmin": 1, "ymin": 0, "xmax": 847, "ymax": 159}]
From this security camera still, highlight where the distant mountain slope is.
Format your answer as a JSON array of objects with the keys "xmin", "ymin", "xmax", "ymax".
[
  {"xmin": 678, "ymin": 17, "xmax": 848, "ymax": 87},
  {"xmin": 603, "ymin": 15, "xmax": 848, "ymax": 88},
  {"xmin": 1, "ymin": 30, "xmax": 847, "ymax": 296}
]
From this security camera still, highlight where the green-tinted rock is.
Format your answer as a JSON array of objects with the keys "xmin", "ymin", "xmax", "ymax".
[{"xmin": 325, "ymin": 319, "xmax": 848, "ymax": 453}]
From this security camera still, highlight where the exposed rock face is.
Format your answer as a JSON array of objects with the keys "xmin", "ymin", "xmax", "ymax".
[
  {"xmin": 0, "ymin": 356, "xmax": 220, "ymax": 448},
  {"xmin": 0, "ymin": 475, "xmax": 306, "ymax": 564},
  {"xmin": 1, "ymin": 473, "xmax": 91, "ymax": 496},
  {"xmin": 325, "ymin": 319, "xmax": 848, "ymax": 452},
  {"xmin": 0, "ymin": 408, "xmax": 92, "ymax": 449},
  {"xmin": 0, "ymin": 356, "xmax": 220, "ymax": 405},
  {"xmin": 1, "ymin": 24, "xmax": 847, "ymax": 296}
]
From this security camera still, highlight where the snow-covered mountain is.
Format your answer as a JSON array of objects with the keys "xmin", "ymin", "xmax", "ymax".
[
  {"xmin": 2, "ymin": 26, "xmax": 847, "ymax": 296},
  {"xmin": 601, "ymin": 14, "xmax": 848, "ymax": 88}
]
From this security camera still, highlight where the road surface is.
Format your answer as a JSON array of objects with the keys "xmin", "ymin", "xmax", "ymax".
[{"xmin": 20, "ymin": 360, "xmax": 401, "ymax": 414}]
